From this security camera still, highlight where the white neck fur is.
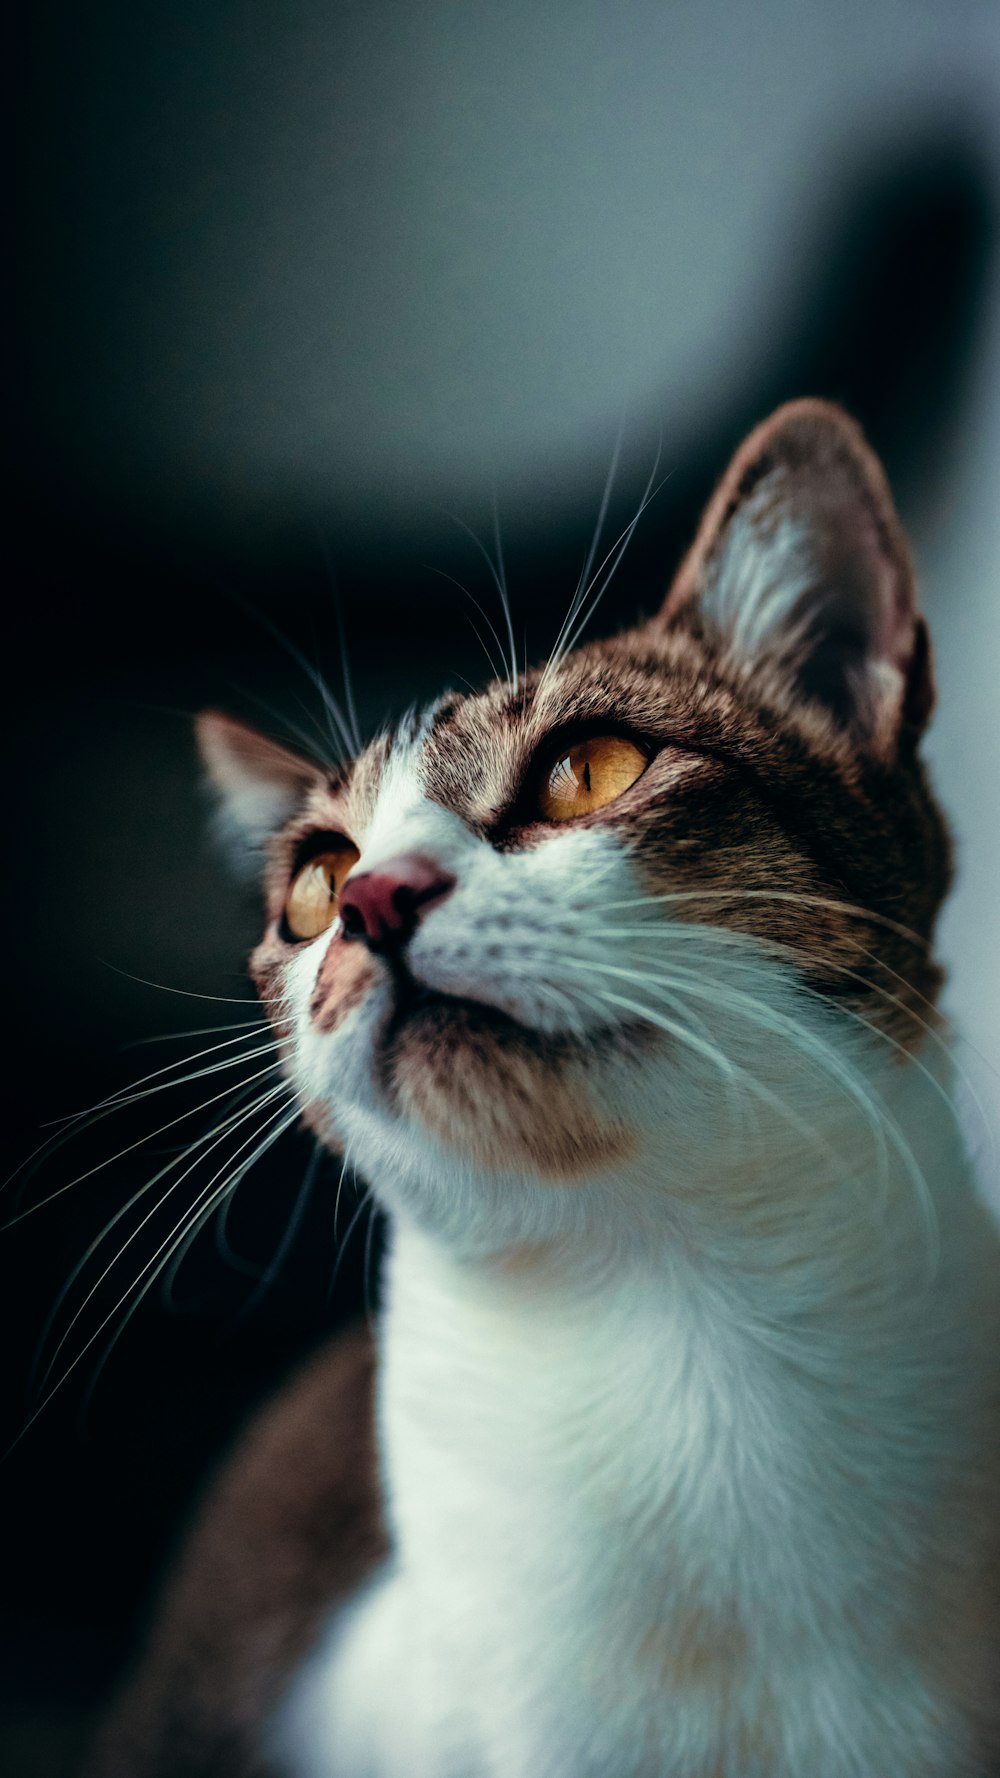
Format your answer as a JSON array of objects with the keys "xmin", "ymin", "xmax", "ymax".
[{"xmin": 274, "ymin": 1041, "xmax": 998, "ymax": 1778}]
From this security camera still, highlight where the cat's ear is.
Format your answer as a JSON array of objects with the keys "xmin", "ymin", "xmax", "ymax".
[
  {"xmin": 196, "ymin": 712, "xmax": 322, "ymax": 867},
  {"xmin": 659, "ymin": 400, "xmax": 934, "ymax": 752}
]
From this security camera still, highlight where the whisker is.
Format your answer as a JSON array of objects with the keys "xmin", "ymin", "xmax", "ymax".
[
  {"xmin": 215, "ymin": 674, "xmax": 336, "ymax": 767},
  {"xmin": 6, "ymin": 1038, "xmax": 279, "ymax": 1224},
  {"xmin": 491, "ymin": 493, "xmax": 518, "ymax": 694},
  {"xmin": 601, "ymin": 978, "xmax": 887, "ymax": 1200},
  {"xmin": 3, "ymin": 1056, "xmax": 284, "ymax": 1234},
  {"xmin": 291, "ymin": 684, "xmax": 338, "ymax": 761},
  {"xmin": 596, "ymin": 918, "xmax": 986, "ymax": 1157},
  {"xmin": 26, "ymin": 1078, "xmax": 291, "ymax": 1404},
  {"xmin": 43, "ymin": 1026, "xmax": 279, "ymax": 1127},
  {"xmin": 332, "ymin": 1152, "xmax": 351, "ymax": 1243},
  {"xmin": 72, "ymin": 1101, "xmax": 304, "ymax": 1433},
  {"xmin": 586, "ymin": 968, "xmax": 938, "ymax": 1266},
  {"xmin": 530, "ymin": 977, "xmax": 603, "ymax": 1041},
  {"xmin": 568, "ymin": 977, "xmax": 759, "ymax": 1145},
  {"xmin": 363, "ymin": 1194, "xmax": 380, "ymax": 1326},
  {"xmin": 97, "ymin": 960, "xmax": 274, "ymax": 1007},
  {"xmin": 584, "ymin": 980, "xmax": 741, "ymax": 1085},
  {"xmin": 152, "ymin": 542, "xmax": 347, "ymax": 764},
  {"xmin": 123, "ymin": 1019, "xmax": 269, "ymax": 1048},
  {"xmin": 159, "ymin": 1098, "xmax": 306, "ymax": 1308},
  {"xmin": 180, "ymin": 1071, "xmax": 305, "ymax": 1279},
  {"xmin": 446, "ymin": 512, "xmax": 518, "ymax": 694},
  {"xmin": 314, "ymin": 529, "xmax": 364, "ymax": 755},
  {"xmin": 229, "ymin": 1141, "xmax": 323, "ymax": 1321},
  {"xmin": 15, "ymin": 1038, "xmax": 285, "ymax": 1218},
  {"xmin": 462, "ymin": 615, "xmax": 506, "ymax": 689},
  {"xmin": 542, "ymin": 417, "xmax": 625, "ymax": 693},
  {"xmin": 599, "ymin": 888, "xmax": 930, "ymax": 952},
  {"xmin": 426, "ymin": 566, "xmax": 507, "ymax": 685},
  {"xmin": 218, "ymin": 588, "xmax": 356, "ymax": 762},
  {"xmin": 558, "ymin": 446, "xmax": 668, "ymax": 665},
  {"xmin": 4, "ymin": 1023, "xmax": 275, "ymax": 1203},
  {"xmin": 326, "ymin": 1166, "xmax": 370, "ymax": 1311}
]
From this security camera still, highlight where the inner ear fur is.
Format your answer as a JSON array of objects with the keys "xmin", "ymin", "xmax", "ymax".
[
  {"xmin": 196, "ymin": 711, "xmax": 324, "ymax": 861},
  {"xmin": 659, "ymin": 399, "xmax": 935, "ymax": 749}
]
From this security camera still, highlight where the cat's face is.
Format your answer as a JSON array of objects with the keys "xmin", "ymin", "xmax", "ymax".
[{"xmin": 200, "ymin": 403, "xmax": 949, "ymax": 1252}]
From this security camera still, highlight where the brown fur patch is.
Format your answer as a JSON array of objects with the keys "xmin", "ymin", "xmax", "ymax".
[
  {"xmin": 386, "ymin": 999, "xmax": 634, "ymax": 1180},
  {"xmin": 638, "ymin": 1612, "xmax": 751, "ymax": 1688},
  {"xmin": 309, "ymin": 935, "xmax": 376, "ymax": 1035},
  {"xmin": 84, "ymin": 1325, "xmax": 384, "ymax": 1778},
  {"xmin": 487, "ymin": 1239, "xmax": 559, "ymax": 1277}
]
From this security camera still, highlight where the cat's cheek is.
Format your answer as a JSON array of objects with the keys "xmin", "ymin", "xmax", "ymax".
[
  {"xmin": 249, "ymin": 933, "xmax": 296, "ymax": 1032},
  {"xmin": 308, "ymin": 934, "xmax": 378, "ymax": 1035},
  {"xmin": 282, "ymin": 937, "xmax": 390, "ymax": 1131},
  {"xmin": 295, "ymin": 946, "xmax": 383, "ymax": 1149}
]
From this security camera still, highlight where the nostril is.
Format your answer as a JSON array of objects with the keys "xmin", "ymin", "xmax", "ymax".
[
  {"xmin": 339, "ymin": 900, "xmax": 367, "ymax": 940},
  {"xmin": 339, "ymin": 856, "xmax": 455, "ymax": 952}
]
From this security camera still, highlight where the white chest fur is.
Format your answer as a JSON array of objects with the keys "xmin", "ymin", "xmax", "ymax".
[{"xmin": 272, "ymin": 1084, "xmax": 999, "ymax": 1778}]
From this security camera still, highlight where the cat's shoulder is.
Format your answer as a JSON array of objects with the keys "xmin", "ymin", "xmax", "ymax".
[{"xmin": 85, "ymin": 1321, "xmax": 386, "ymax": 1778}]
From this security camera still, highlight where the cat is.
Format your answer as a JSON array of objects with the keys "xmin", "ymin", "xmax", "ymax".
[{"xmin": 88, "ymin": 400, "xmax": 1000, "ymax": 1778}]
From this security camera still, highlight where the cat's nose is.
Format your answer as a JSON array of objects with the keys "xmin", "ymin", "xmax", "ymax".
[{"xmin": 339, "ymin": 855, "xmax": 456, "ymax": 952}]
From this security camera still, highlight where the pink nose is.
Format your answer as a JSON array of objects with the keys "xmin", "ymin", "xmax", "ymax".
[{"xmin": 339, "ymin": 855, "xmax": 456, "ymax": 951}]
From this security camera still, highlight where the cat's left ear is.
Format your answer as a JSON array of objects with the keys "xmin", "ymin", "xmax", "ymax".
[
  {"xmin": 659, "ymin": 400, "xmax": 934, "ymax": 753},
  {"xmin": 196, "ymin": 711, "xmax": 323, "ymax": 869}
]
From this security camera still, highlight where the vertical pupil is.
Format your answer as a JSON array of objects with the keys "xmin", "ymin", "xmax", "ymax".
[{"xmin": 582, "ymin": 757, "xmax": 592, "ymax": 794}]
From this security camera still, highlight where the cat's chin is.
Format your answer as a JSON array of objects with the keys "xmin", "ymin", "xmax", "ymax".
[{"xmin": 372, "ymin": 987, "xmax": 636, "ymax": 1181}]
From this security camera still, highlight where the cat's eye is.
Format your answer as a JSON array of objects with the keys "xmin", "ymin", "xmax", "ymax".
[
  {"xmin": 538, "ymin": 735, "xmax": 649, "ymax": 822},
  {"xmin": 283, "ymin": 840, "xmax": 360, "ymax": 941}
]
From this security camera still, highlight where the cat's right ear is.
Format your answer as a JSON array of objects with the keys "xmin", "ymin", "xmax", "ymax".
[
  {"xmin": 655, "ymin": 400, "xmax": 934, "ymax": 756},
  {"xmin": 196, "ymin": 712, "xmax": 321, "ymax": 870}
]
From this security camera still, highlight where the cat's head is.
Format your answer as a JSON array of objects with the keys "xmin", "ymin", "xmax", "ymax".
[{"xmin": 199, "ymin": 402, "xmax": 950, "ymax": 1253}]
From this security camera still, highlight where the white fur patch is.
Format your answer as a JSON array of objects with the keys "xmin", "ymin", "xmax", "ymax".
[{"xmin": 700, "ymin": 474, "xmax": 819, "ymax": 657}]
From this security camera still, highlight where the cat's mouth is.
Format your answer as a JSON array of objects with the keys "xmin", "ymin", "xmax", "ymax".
[
  {"xmin": 377, "ymin": 959, "xmax": 541, "ymax": 1055},
  {"xmin": 360, "ymin": 952, "xmax": 530, "ymax": 1108},
  {"xmin": 370, "ymin": 950, "xmax": 643, "ymax": 1066}
]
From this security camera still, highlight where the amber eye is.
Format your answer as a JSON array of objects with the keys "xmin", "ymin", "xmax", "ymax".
[
  {"xmin": 283, "ymin": 841, "xmax": 360, "ymax": 941},
  {"xmin": 538, "ymin": 734, "xmax": 649, "ymax": 822}
]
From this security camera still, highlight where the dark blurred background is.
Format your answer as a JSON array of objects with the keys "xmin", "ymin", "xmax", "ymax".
[{"xmin": 5, "ymin": 2, "xmax": 1000, "ymax": 1772}]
